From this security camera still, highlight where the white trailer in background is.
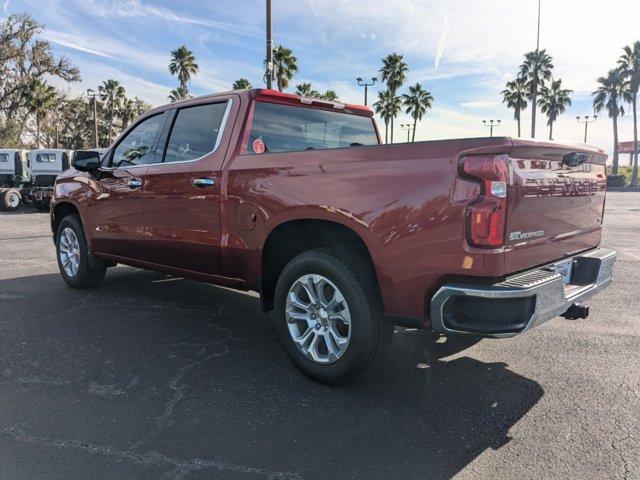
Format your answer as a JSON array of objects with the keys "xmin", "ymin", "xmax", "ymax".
[
  {"xmin": 27, "ymin": 149, "xmax": 73, "ymax": 209},
  {"xmin": 0, "ymin": 148, "xmax": 73, "ymax": 211},
  {"xmin": 0, "ymin": 149, "xmax": 30, "ymax": 211}
]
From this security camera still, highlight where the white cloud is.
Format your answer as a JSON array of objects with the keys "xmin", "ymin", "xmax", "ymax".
[
  {"xmin": 460, "ymin": 100, "xmax": 496, "ymax": 109},
  {"xmin": 2, "ymin": 0, "xmax": 9, "ymax": 14},
  {"xmin": 78, "ymin": 0, "xmax": 261, "ymax": 37},
  {"xmin": 41, "ymin": 31, "xmax": 115, "ymax": 59}
]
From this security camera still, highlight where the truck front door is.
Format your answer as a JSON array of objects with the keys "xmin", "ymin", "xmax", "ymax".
[{"xmin": 88, "ymin": 111, "xmax": 167, "ymax": 259}]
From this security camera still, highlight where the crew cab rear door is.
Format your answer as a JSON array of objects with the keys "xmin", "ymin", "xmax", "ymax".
[
  {"xmin": 504, "ymin": 141, "xmax": 607, "ymax": 273},
  {"xmin": 141, "ymin": 96, "xmax": 236, "ymax": 275}
]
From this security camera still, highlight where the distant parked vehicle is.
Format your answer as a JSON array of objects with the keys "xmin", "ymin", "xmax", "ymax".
[
  {"xmin": 27, "ymin": 149, "xmax": 73, "ymax": 210},
  {"xmin": 0, "ymin": 148, "xmax": 73, "ymax": 211},
  {"xmin": 0, "ymin": 149, "xmax": 30, "ymax": 211}
]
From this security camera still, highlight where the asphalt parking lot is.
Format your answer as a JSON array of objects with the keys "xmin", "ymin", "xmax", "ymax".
[{"xmin": 1, "ymin": 192, "xmax": 639, "ymax": 480}]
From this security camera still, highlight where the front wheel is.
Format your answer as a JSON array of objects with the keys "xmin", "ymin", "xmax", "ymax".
[
  {"xmin": 1, "ymin": 189, "xmax": 22, "ymax": 212},
  {"xmin": 274, "ymin": 249, "xmax": 393, "ymax": 385},
  {"xmin": 56, "ymin": 214, "xmax": 106, "ymax": 288}
]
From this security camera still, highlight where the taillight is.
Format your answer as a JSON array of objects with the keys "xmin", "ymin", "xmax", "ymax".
[{"xmin": 461, "ymin": 155, "xmax": 509, "ymax": 248}]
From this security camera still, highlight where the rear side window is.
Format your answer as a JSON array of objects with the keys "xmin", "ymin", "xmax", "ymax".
[
  {"xmin": 36, "ymin": 153, "xmax": 56, "ymax": 163},
  {"xmin": 111, "ymin": 113, "xmax": 165, "ymax": 168},
  {"xmin": 163, "ymin": 102, "xmax": 228, "ymax": 163},
  {"xmin": 0, "ymin": 154, "xmax": 8, "ymax": 162},
  {"xmin": 247, "ymin": 102, "xmax": 378, "ymax": 154}
]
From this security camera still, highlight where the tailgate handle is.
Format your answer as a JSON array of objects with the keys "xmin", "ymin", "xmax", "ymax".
[{"xmin": 563, "ymin": 152, "xmax": 588, "ymax": 167}]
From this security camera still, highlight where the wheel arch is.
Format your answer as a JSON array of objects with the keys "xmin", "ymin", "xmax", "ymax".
[
  {"xmin": 51, "ymin": 201, "xmax": 82, "ymax": 243},
  {"xmin": 259, "ymin": 215, "xmax": 383, "ymax": 313}
]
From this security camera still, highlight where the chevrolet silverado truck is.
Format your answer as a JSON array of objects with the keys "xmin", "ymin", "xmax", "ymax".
[{"xmin": 50, "ymin": 89, "xmax": 616, "ymax": 384}]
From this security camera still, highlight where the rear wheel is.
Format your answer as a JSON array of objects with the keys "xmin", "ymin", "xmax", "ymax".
[
  {"xmin": 56, "ymin": 214, "xmax": 106, "ymax": 288},
  {"xmin": 274, "ymin": 249, "xmax": 393, "ymax": 385},
  {"xmin": 1, "ymin": 188, "xmax": 22, "ymax": 212}
]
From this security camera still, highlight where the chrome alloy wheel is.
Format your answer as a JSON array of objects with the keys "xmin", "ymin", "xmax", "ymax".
[
  {"xmin": 59, "ymin": 227, "xmax": 81, "ymax": 277},
  {"xmin": 285, "ymin": 274, "xmax": 352, "ymax": 364}
]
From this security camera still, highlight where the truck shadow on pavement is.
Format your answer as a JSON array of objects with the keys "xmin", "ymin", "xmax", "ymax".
[{"xmin": 0, "ymin": 267, "xmax": 544, "ymax": 480}]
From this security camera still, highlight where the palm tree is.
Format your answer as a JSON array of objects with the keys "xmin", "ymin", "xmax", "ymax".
[
  {"xmin": 321, "ymin": 90, "xmax": 339, "ymax": 101},
  {"xmin": 379, "ymin": 53, "xmax": 409, "ymax": 143},
  {"xmin": 519, "ymin": 49, "xmax": 554, "ymax": 138},
  {"xmin": 168, "ymin": 86, "xmax": 192, "ymax": 103},
  {"xmin": 374, "ymin": 90, "xmax": 401, "ymax": 144},
  {"xmin": 501, "ymin": 76, "xmax": 528, "ymax": 137},
  {"xmin": 538, "ymin": 79, "xmax": 572, "ymax": 140},
  {"xmin": 169, "ymin": 45, "xmax": 199, "ymax": 94},
  {"xmin": 98, "ymin": 79, "xmax": 126, "ymax": 143},
  {"xmin": 273, "ymin": 45, "xmax": 298, "ymax": 92},
  {"xmin": 232, "ymin": 78, "xmax": 252, "ymax": 90},
  {"xmin": 22, "ymin": 78, "xmax": 58, "ymax": 148},
  {"xmin": 119, "ymin": 97, "xmax": 137, "ymax": 130},
  {"xmin": 619, "ymin": 41, "xmax": 640, "ymax": 187},
  {"xmin": 295, "ymin": 82, "xmax": 319, "ymax": 97},
  {"xmin": 402, "ymin": 83, "xmax": 433, "ymax": 142},
  {"xmin": 593, "ymin": 68, "xmax": 626, "ymax": 174}
]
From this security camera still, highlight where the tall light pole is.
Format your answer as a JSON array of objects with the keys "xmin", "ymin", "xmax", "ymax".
[
  {"xmin": 265, "ymin": 0, "xmax": 274, "ymax": 89},
  {"xmin": 482, "ymin": 119, "xmax": 501, "ymax": 137},
  {"xmin": 356, "ymin": 77, "xmax": 377, "ymax": 106},
  {"xmin": 400, "ymin": 123, "xmax": 414, "ymax": 142},
  {"xmin": 87, "ymin": 88, "xmax": 99, "ymax": 149},
  {"xmin": 536, "ymin": 0, "xmax": 541, "ymax": 51},
  {"xmin": 577, "ymin": 115, "xmax": 597, "ymax": 143}
]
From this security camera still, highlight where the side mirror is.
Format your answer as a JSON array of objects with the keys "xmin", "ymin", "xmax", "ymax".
[{"xmin": 72, "ymin": 150, "xmax": 102, "ymax": 172}]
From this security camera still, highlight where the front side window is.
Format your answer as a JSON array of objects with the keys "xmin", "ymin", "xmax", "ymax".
[
  {"xmin": 162, "ymin": 102, "xmax": 228, "ymax": 163},
  {"xmin": 36, "ymin": 153, "xmax": 56, "ymax": 163},
  {"xmin": 0, "ymin": 154, "xmax": 8, "ymax": 163},
  {"xmin": 111, "ymin": 114, "xmax": 165, "ymax": 168},
  {"xmin": 247, "ymin": 102, "xmax": 378, "ymax": 154}
]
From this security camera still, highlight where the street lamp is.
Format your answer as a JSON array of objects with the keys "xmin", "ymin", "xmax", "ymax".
[
  {"xmin": 87, "ymin": 88, "xmax": 99, "ymax": 148},
  {"xmin": 482, "ymin": 119, "xmax": 501, "ymax": 137},
  {"xmin": 576, "ymin": 115, "xmax": 597, "ymax": 143},
  {"xmin": 356, "ymin": 77, "xmax": 377, "ymax": 106},
  {"xmin": 400, "ymin": 123, "xmax": 414, "ymax": 143}
]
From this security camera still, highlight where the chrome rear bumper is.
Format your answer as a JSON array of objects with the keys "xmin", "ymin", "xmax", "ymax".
[{"xmin": 430, "ymin": 247, "xmax": 616, "ymax": 338}]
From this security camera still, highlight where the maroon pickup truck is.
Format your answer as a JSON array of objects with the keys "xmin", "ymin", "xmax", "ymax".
[{"xmin": 51, "ymin": 88, "xmax": 616, "ymax": 384}]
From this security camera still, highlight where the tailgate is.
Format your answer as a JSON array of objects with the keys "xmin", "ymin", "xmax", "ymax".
[{"xmin": 504, "ymin": 140, "xmax": 607, "ymax": 273}]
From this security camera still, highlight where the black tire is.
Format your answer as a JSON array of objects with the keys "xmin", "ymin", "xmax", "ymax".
[
  {"xmin": 1, "ymin": 188, "xmax": 22, "ymax": 212},
  {"xmin": 274, "ymin": 249, "xmax": 393, "ymax": 385},
  {"xmin": 33, "ymin": 200, "xmax": 49, "ymax": 211},
  {"xmin": 55, "ymin": 214, "xmax": 106, "ymax": 288}
]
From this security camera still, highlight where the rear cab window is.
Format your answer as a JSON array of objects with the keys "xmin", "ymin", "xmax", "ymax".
[
  {"xmin": 0, "ymin": 154, "xmax": 8, "ymax": 163},
  {"xmin": 247, "ymin": 102, "xmax": 378, "ymax": 154}
]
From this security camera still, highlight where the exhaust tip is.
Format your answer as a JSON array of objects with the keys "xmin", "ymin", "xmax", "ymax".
[{"xmin": 561, "ymin": 303, "xmax": 590, "ymax": 320}]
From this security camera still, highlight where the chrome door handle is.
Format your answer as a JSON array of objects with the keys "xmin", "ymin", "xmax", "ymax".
[
  {"xmin": 193, "ymin": 178, "xmax": 215, "ymax": 188},
  {"xmin": 127, "ymin": 178, "xmax": 142, "ymax": 189}
]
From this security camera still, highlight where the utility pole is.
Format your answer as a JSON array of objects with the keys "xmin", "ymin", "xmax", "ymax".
[
  {"xmin": 356, "ymin": 77, "xmax": 377, "ymax": 106},
  {"xmin": 536, "ymin": 0, "xmax": 541, "ymax": 51},
  {"xmin": 87, "ymin": 89, "xmax": 99, "ymax": 148},
  {"xmin": 482, "ymin": 119, "xmax": 501, "ymax": 137},
  {"xmin": 265, "ymin": 0, "xmax": 274, "ymax": 89},
  {"xmin": 576, "ymin": 115, "xmax": 597, "ymax": 143},
  {"xmin": 400, "ymin": 123, "xmax": 414, "ymax": 142}
]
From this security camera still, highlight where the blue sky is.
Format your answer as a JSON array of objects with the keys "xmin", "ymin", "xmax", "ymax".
[{"xmin": 3, "ymin": 0, "xmax": 640, "ymax": 156}]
